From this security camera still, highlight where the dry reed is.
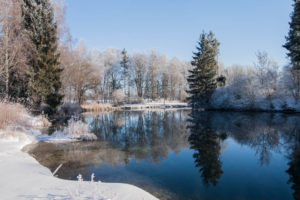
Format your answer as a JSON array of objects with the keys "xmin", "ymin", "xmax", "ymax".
[
  {"xmin": 81, "ymin": 103, "xmax": 116, "ymax": 112},
  {"xmin": 0, "ymin": 102, "xmax": 28, "ymax": 129}
]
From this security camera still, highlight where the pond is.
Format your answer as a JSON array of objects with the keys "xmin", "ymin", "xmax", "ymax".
[{"xmin": 28, "ymin": 110, "xmax": 300, "ymax": 200}]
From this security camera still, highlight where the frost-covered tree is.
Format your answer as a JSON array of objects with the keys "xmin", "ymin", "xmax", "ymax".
[
  {"xmin": 187, "ymin": 31, "xmax": 219, "ymax": 108},
  {"xmin": 22, "ymin": 0, "xmax": 63, "ymax": 112},
  {"xmin": 161, "ymin": 68, "xmax": 169, "ymax": 102},
  {"xmin": 132, "ymin": 52, "xmax": 147, "ymax": 98},
  {"xmin": 254, "ymin": 51, "xmax": 279, "ymax": 99},
  {"xmin": 146, "ymin": 51, "xmax": 160, "ymax": 100},
  {"xmin": 0, "ymin": 0, "xmax": 30, "ymax": 98},
  {"xmin": 60, "ymin": 41, "xmax": 99, "ymax": 104}
]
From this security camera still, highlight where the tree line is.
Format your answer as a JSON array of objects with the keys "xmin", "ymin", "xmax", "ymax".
[
  {"xmin": 1, "ymin": 0, "xmax": 299, "ymax": 114},
  {"xmin": 0, "ymin": 0, "xmax": 191, "ymax": 115},
  {"xmin": 187, "ymin": 0, "xmax": 300, "ymax": 111},
  {"xmin": 59, "ymin": 43, "xmax": 191, "ymax": 105}
]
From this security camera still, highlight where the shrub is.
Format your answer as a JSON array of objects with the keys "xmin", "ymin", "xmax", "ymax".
[
  {"xmin": 112, "ymin": 89, "xmax": 125, "ymax": 105},
  {"xmin": 52, "ymin": 118, "xmax": 97, "ymax": 141},
  {"xmin": 0, "ymin": 101, "xmax": 28, "ymax": 129}
]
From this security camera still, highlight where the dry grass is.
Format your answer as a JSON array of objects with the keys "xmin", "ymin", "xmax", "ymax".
[
  {"xmin": 81, "ymin": 103, "xmax": 116, "ymax": 112},
  {"xmin": 0, "ymin": 101, "xmax": 50, "ymax": 131},
  {"xmin": 0, "ymin": 102, "xmax": 29, "ymax": 129}
]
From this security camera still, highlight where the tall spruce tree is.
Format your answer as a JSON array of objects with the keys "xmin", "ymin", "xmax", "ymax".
[
  {"xmin": 120, "ymin": 48, "xmax": 130, "ymax": 101},
  {"xmin": 22, "ymin": 0, "xmax": 63, "ymax": 113},
  {"xmin": 187, "ymin": 31, "xmax": 220, "ymax": 109},
  {"xmin": 284, "ymin": 0, "xmax": 300, "ymax": 100},
  {"xmin": 284, "ymin": 0, "xmax": 300, "ymax": 70}
]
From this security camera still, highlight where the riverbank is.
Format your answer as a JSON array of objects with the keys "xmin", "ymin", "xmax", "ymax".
[
  {"xmin": 81, "ymin": 100, "xmax": 189, "ymax": 112},
  {"xmin": 0, "ymin": 137, "xmax": 158, "ymax": 200},
  {"xmin": 0, "ymin": 103, "xmax": 158, "ymax": 200}
]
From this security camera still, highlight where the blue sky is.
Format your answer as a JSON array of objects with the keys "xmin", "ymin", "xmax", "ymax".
[{"xmin": 65, "ymin": 0, "xmax": 292, "ymax": 67}]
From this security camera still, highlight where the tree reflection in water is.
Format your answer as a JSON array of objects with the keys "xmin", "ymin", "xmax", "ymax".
[
  {"xmin": 27, "ymin": 111, "xmax": 300, "ymax": 200},
  {"xmin": 89, "ymin": 110, "xmax": 190, "ymax": 163},
  {"xmin": 285, "ymin": 129, "xmax": 300, "ymax": 200},
  {"xmin": 188, "ymin": 111, "xmax": 226, "ymax": 187},
  {"xmin": 188, "ymin": 111, "xmax": 300, "ymax": 198}
]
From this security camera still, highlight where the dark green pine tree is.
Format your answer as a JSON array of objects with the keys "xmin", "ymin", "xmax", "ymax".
[
  {"xmin": 187, "ymin": 31, "xmax": 220, "ymax": 109},
  {"xmin": 284, "ymin": 0, "xmax": 300, "ymax": 70},
  {"xmin": 22, "ymin": 0, "xmax": 63, "ymax": 113},
  {"xmin": 120, "ymin": 48, "xmax": 130, "ymax": 100}
]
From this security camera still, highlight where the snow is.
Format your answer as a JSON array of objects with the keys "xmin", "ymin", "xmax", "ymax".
[
  {"xmin": 210, "ymin": 64, "xmax": 300, "ymax": 112},
  {"xmin": 0, "ymin": 121, "xmax": 158, "ymax": 200},
  {"xmin": 211, "ymin": 86, "xmax": 300, "ymax": 112},
  {"xmin": 47, "ymin": 118, "xmax": 98, "ymax": 141},
  {"xmin": 122, "ymin": 100, "xmax": 189, "ymax": 110}
]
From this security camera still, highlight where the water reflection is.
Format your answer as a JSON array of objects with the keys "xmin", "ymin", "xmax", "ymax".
[
  {"xmin": 88, "ymin": 110, "xmax": 190, "ymax": 163},
  {"xmin": 28, "ymin": 111, "xmax": 300, "ymax": 200},
  {"xmin": 286, "ymin": 129, "xmax": 300, "ymax": 200},
  {"xmin": 187, "ymin": 111, "xmax": 300, "ymax": 199},
  {"xmin": 188, "ymin": 111, "xmax": 225, "ymax": 187}
]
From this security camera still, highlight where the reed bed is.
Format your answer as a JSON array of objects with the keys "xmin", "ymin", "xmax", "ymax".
[{"xmin": 81, "ymin": 103, "xmax": 116, "ymax": 112}]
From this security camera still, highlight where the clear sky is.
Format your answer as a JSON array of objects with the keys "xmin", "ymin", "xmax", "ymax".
[{"xmin": 65, "ymin": 0, "xmax": 293, "ymax": 67}]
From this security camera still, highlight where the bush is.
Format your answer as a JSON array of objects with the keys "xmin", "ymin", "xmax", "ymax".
[
  {"xmin": 112, "ymin": 89, "xmax": 125, "ymax": 105},
  {"xmin": 52, "ymin": 118, "xmax": 97, "ymax": 141}
]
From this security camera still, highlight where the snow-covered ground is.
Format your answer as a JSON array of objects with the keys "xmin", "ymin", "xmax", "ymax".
[
  {"xmin": 0, "ymin": 114, "xmax": 158, "ymax": 200},
  {"xmin": 121, "ymin": 100, "xmax": 189, "ymax": 110}
]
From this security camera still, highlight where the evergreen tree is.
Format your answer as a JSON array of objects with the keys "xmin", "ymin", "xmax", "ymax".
[
  {"xmin": 8, "ymin": 68, "xmax": 29, "ymax": 101},
  {"xmin": 120, "ymin": 48, "xmax": 130, "ymax": 101},
  {"xmin": 187, "ymin": 31, "xmax": 220, "ymax": 109},
  {"xmin": 22, "ymin": 0, "xmax": 63, "ymax": 113},
  {"xmin": 284, "ymin": 0, "xmax": 300, "ymax": 70}
]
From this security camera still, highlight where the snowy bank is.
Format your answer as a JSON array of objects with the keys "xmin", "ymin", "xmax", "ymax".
[
  {"xmin": 0, "ymin": 103, "xmax": 158, "ymax": 200},
  {"xmin": 121, "ymin": 100, "xmax": 189, "ymax": 110},
  {"xmin": 211, "ymin": 86, "xmax": 300, "ymax": 112},
  {"xmin": 0, "ymin": 138, "xmax": 158, "ymax": 200},
  {"xmin": 82, "ymin": 100, "xmax": 189, "ymax": 112}
]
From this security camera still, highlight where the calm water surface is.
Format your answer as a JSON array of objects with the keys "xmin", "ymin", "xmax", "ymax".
[{"xmin": 28, "ymin": 110, "xmax": 300, "ymax": 200}]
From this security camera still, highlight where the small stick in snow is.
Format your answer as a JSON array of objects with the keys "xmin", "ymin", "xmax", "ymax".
[{"xmin": 52, "ymin": 163, "xmax": 63, "ymax": 176}]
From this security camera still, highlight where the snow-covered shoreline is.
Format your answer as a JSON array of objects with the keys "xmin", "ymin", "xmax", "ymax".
[{"xmin": 0, "ymin": 123, "xmax": 158, "ymax": 200}]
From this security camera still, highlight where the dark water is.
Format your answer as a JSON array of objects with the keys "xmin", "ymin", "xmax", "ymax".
[{"xmin": 28, "ymin": 110, "xmax": 300, "ymax": 200}]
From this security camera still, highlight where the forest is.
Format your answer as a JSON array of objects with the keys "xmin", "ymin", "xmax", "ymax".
[{"xmin": 0, "ymin": 0, "xmax": 299, "ymax": 114}]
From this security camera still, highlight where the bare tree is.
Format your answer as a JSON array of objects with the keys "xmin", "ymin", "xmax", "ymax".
[
  {"xmin": 254, "ymin": 51, "xmax": 279, "ymax": 99},
  {"xmin": 132, "ymin": 52, "xmax": 147, "ymax": 98},
  {"xmin": 0, "ymin": 0, "xmax": 29, "ymax": 97},
  {"xmin": 146, "ymin": 50, "xmax": 160, "ymax": 100},
  {"xmin": 60, "ymin": 41, "xmax": 98, "ymax": 104}
]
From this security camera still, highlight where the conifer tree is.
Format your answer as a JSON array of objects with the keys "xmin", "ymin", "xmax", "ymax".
[
  {"xmin": 187, "ymin": 31, "xmax": 220, "ymax": 109},
  {"xmin": 284, "ymin": 0, "xmax": 300, "ymax": 70},
  {"xmin": 284, "ymin": 0, "xmax": 300, "ymax": 100},
  {"xmin": 120, "ymin": 48, "xmax": 130, "ymax": 101},
  {"xmin": 22, "ymin": 0, "xmax": 63, "ymax": 113}
]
